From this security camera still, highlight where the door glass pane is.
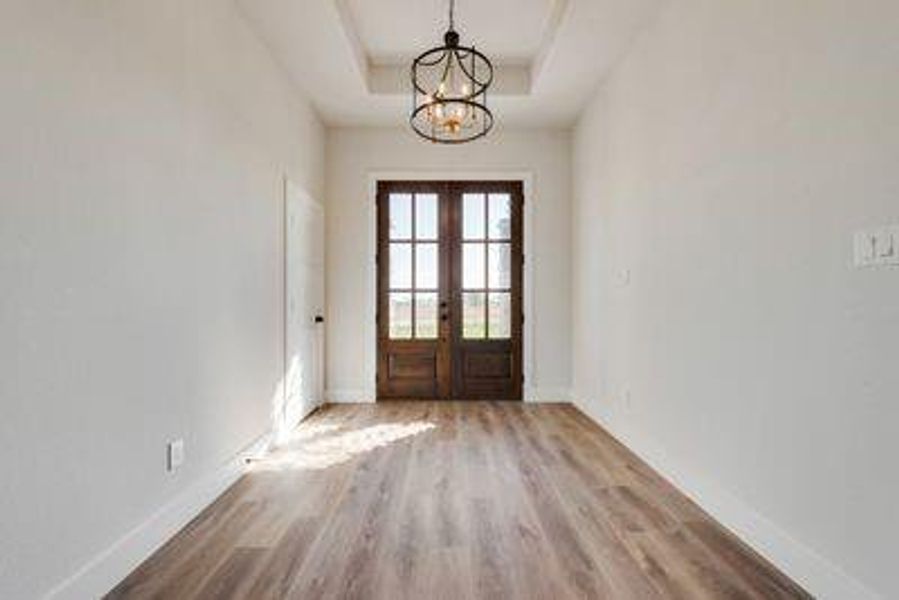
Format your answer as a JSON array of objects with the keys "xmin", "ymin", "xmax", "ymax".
[
  {"xmin": 488, "ymin": 293, "xmax": 512, "ymax": 339},
  {"xmin": 462, "ymin": 243, "xmax": 485, "ymax": 289},
  {"xmin": 390, "ymin": 243, "xmax": 412, "ymax": 289},
  {"xmin": 389, "ymin": 293, "xmax": 413, "ymax": 339},
  {"xmin": 488, "ymin": 194, "xmax": 512, "ymax": 239},
  {"xmin": 462, "ymin": 292, "xmax": 486, "ymax": 339},
  {"xmin": 416, "ymin": 243, "xmax": 438, "ymax": 290},
  {"xmin": 488, "ymin": 243, "xmax": 511, "ymax": 289},
  {"xmin": 416, "ymin": 194, "xmax": 438, "ymax": 240},
  {"xmin": 389, "ymin": 194, "xmax": 412, "ymax": 239},
  {"xmin": 415, "ymin": 293, "xmax": 438, "ymax": 339},
  {"xmin": 463, "ymin": 193, "xmax": 485, "ymax": 240}
]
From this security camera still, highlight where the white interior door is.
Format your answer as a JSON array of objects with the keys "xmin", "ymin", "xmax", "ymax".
[{"xmin": 283, "ymin": 179, "xmax": 325, "ymax": 435}]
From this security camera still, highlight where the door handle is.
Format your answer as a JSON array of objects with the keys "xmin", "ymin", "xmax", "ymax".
[{"xmin": 314, "ymin": 315, "xmax": 324, "ymax": 323}]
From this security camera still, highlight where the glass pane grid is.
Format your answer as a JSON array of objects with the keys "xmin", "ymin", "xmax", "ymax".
[
  {"xmin": 461, "ymin": 192, "xmax": 513, "ymax": 338},
  {"xmin": 388, "ymin": 191, "xmax": 442, "ymax": 340},
  {"xmin": 388, "ymin": 189, "xmax": 514, "ymax": 341}
]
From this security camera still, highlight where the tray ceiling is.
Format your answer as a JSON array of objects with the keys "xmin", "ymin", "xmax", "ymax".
[{"xmin": 237, "ymin": 0, "xmax": 662, "ymax": 127}]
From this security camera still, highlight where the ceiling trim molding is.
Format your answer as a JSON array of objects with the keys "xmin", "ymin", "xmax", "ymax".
[
  {"xmin": 334, "ymin": 0, "xmax": 371, "ymax": 91},
  {"xmin": 333, "ymin": 0, "xmax": 571, "ymax": 98},
  {"xmin": 368, "ymin": 63, "xmax": 531, "ymax": 97},
  {"xmin": 236, "ymin": 0, "xmax": 665, "ymax": 127},
  {"xmin": 531, "ymin": 0, "xmax": 571, "ymax": 84}
]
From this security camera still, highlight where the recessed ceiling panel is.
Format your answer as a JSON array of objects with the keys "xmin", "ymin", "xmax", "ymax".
[
  {"xmin": 346, "ymin": 0, "xmax": 555, "ymax": 64},
  {"xmin": 239, "ymin": 0, "xmax": 664, "ymax": 127}
]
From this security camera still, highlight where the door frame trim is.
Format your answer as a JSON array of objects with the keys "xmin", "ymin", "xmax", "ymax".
[{"xmin": 364, "ymin": 171, "xmax": 535, "ymax": 402}]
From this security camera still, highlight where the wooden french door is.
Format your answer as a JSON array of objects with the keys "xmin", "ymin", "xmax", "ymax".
[{"xmin": 377, "ymin": 181, "xmax": 523, "ymax": 401}]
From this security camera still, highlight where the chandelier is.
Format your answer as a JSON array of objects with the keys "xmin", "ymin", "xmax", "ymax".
[{"xmin": 410, "ymin": 0, "xmax": 494, "ymax": 144}]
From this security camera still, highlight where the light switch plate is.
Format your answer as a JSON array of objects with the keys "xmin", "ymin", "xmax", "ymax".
[
  {"xmin": 167, "ymin": 439, "xmax": 185, "ymax": 472},
  {"xmin": 854, "ymin": 230, "xmax": 876, "ymax": 267}
]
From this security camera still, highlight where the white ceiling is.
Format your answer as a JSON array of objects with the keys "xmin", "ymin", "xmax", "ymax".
[
  {"xmin": 237, "ymin": 0, "xmax": 662, "ymax": 128},
  {"xmin": 347, "ymin": 0, "xmax": 555, "ymax": 65}
]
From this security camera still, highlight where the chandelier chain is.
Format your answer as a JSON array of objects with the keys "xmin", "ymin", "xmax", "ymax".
[{"xmin": 449, "ymin": 0, "xmax": 456, "ymax": 31}]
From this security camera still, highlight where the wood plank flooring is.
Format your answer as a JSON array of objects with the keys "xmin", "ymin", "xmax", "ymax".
[{"xmin": 107, "ymin": 403, "xmax": 811, "ymax": 600}]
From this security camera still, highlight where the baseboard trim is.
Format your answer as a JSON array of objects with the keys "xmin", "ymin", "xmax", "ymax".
[
  {"xmin": 326, "ymin": 388, "xmax": 572, "ymax": 404},
  {"xmin": 572, "ymin": 399, "xmax": 882, "ymax": 600},
  {"xmin": 325, "ymin": 389, "xmax": 374, "ymax": 403},
  {"xmin": 525, "ymin": 387, "xmax": 572, "ymax": 403},
  {"xmin": 44, "ymin": 431, "xmax": 273, "ymax": 600}
]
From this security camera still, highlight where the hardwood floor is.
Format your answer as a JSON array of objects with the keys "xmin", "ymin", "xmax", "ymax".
[{"xmin": 107, "ymin": 403, "xmax": 811, "ymax": 599}]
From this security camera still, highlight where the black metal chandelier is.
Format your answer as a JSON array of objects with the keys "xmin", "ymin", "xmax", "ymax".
[{"xmin": 410, "ymin": 0, "xmax": 494, "ymax": 144}]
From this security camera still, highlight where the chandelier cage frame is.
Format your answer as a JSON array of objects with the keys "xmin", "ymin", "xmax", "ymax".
[{"xmin": 410, "ymin": 1, "xmax": 495, "ymax": 144}]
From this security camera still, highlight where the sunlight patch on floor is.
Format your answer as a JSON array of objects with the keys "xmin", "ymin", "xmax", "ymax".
[
  {"xmin": 251, "ymin": 421, "xmax": 436, "ymax": 472},
  {"xmin": 274, "ymin": 422, "xmax": 341, "ymax": 447}
]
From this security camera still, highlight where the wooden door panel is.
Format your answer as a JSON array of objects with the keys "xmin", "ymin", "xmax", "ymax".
[
  {"xmin": 388, "ymin": 350, "xmax": 438, "ymax": 379},
  {"xmin": 450, "ymin": 182, "xmax": 523, "ymax": 400},
  {"xmin": 463, "ymin": 350, "xmax": 512, "ymax": 378},
  {"xmin": 377, "ymin": 182, "xmax": 450, "ymax": 400}
]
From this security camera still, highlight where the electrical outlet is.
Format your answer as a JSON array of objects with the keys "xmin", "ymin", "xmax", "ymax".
[{"xmin": 167, "ymin": 439, "xmax": 185, "ymax": 472}]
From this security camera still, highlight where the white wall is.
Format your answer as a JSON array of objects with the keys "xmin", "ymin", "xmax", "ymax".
[
  {"xmin": 572, "ymin": 1, "xmax": 898, "ymax": 598},
  {"xmin": 0, "ymin": 1, "xmax": 323, "ymax": 598},
  {"xmin": 325, "ymin": 127, "xmax": 571, "ymax": 402}
]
